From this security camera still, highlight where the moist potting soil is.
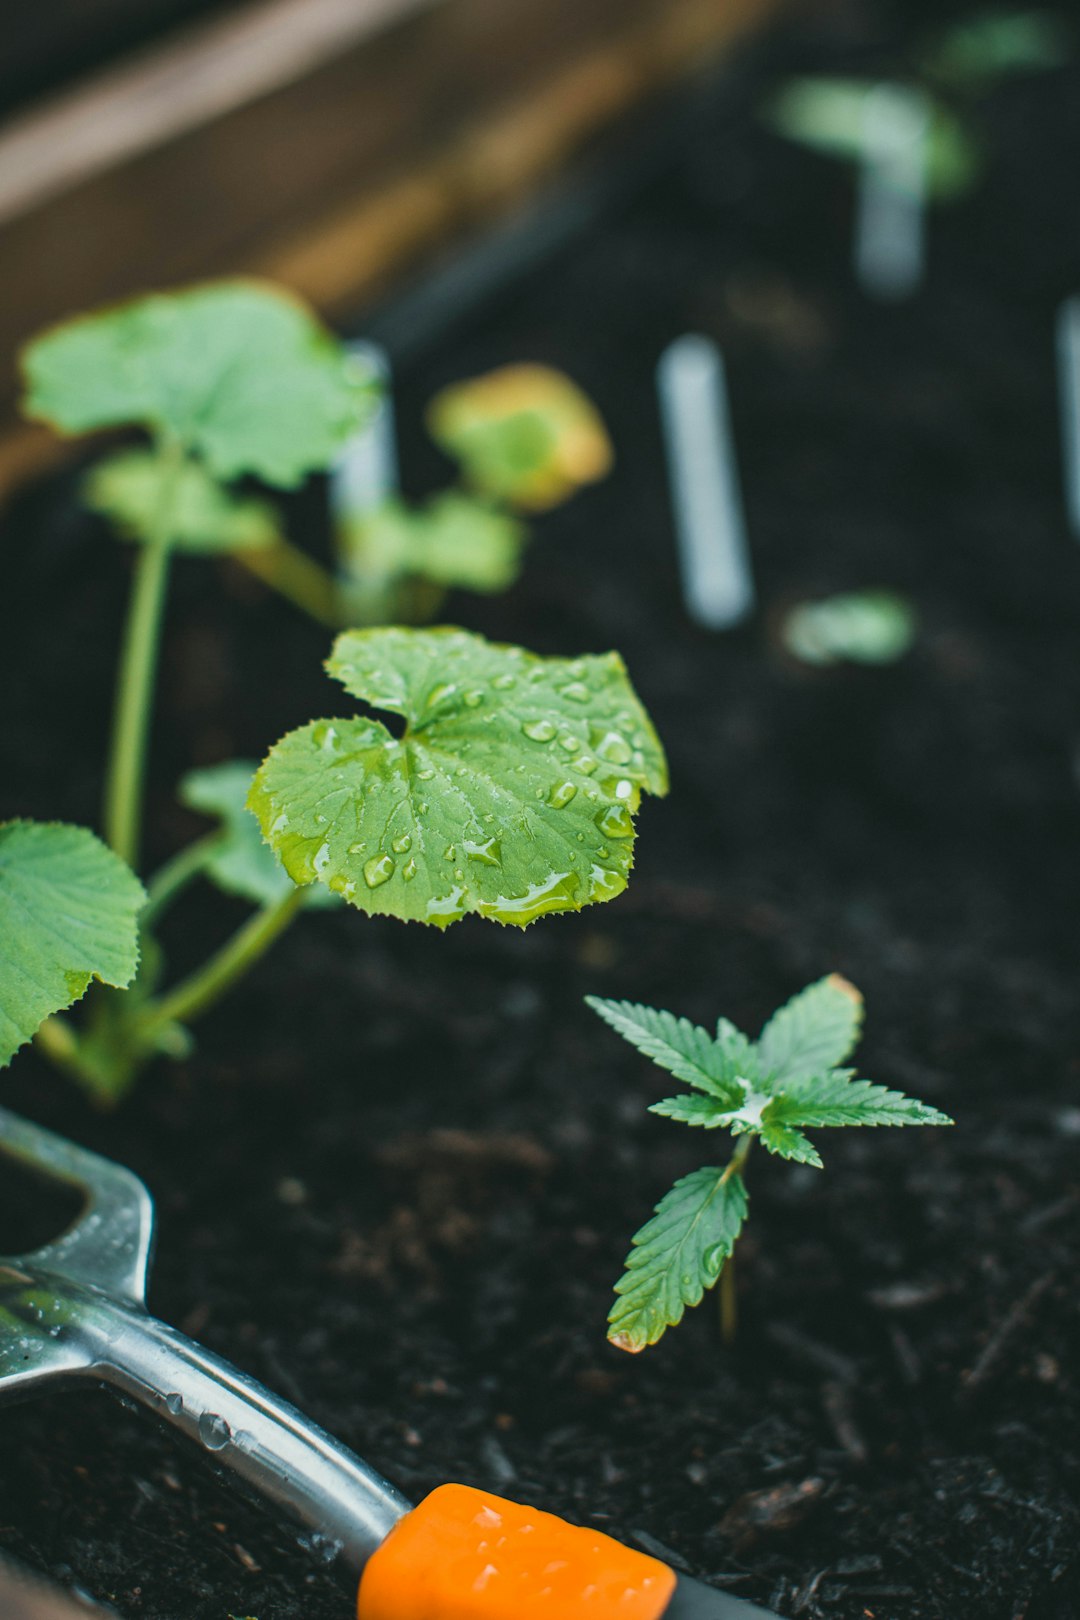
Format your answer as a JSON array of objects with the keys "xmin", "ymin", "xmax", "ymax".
[{"xmin": 2, "ymin": 5, "xmax": 1080, "ymax": 1616}]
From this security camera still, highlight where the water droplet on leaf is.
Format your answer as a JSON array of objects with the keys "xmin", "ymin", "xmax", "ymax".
[
  {"xmin": 363, "ymin": 854, "xmax": 395, "ymax": 888},
  {"xmin": 595, "ymin": 803, "xmax": 634, "ymax": 839}
]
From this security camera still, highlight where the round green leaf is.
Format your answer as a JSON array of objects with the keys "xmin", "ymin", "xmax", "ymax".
[
  {"xmin": 248, "ymin": 627, "xmax": 668, "ymax": 928},
  {"xmin": 179, "ymin": 761, "xmax": 336, "ymax": 909},
  {"xmin": 0, "ymin": 821, "xmax": 146, "ymax": 1068},
  {"xmin": 86, "ymin": 450, "xmax": 280, "ymax": 554},
  {"xmin": 22, "ymin": 281, "xmax": 372, "ymax": 488}
]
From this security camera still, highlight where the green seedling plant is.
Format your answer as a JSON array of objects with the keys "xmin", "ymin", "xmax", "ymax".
[
  {"xmin": 16, "ymin": 282, "xmax": 667, "ymax": 1102},
  {"xmin": 587, "ymin": 976, "xmax": 952, "ymax": 1352},
  {"xmin": 765, "ymin": 10, "xmax": 1070, "ymax": 203},
  {"xmin": 22, "ymin": 626, "xmax": 666, "ymax": 1097},
  {"xmin": 334, "ymin": 363, "xmax": 613, "ymax": 626},
  {"xmin": 86, "ymin": 354, "xmax": 612, "ymax": 631},
  {"xmin": 781, "ymin": 589, "xmax": 916, "ymax": 667}
]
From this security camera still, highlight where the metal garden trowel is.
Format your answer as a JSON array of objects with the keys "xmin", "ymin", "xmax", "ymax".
[{"xmin": 0, "ymin": 1106, "xmax": 776, "ymax": 1620}]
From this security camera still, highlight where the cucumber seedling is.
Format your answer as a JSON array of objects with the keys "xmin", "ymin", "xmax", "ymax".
[
  {"xmin": 20, "ymin": 627, "xmax": 666, "ymax": 1099},
  {"xmin": 15, "ymin": 284, "xmax": 666, "ymax": 1101},
  {"xmin": 587, "ymin": 976, "xmax": 951, "ymax": 1352}
]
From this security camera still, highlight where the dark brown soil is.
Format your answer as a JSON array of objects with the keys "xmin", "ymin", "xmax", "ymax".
[{"xmin": 3, "ymin": 5, "xmax": 1080, "ymax": 1617}]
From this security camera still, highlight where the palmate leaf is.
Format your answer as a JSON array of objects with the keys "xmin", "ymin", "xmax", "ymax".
[
  {"xmin": 249, "ymin": 627, "xmax": 668, "ymax": 928},
  {"xmin": 22, "ymin": 281, "xmax": 371, "ymax": 487},
  {"xmin": 586, "ymin": 998, "xmax": 748, "ymax": 1106},
  {"xmin": 85, "ymin": 450, "xmax": 280, "ymax": 554},
  {"xmin": 758, "ymin": 975, "xmax": 863, "ymax": 1087},
  {"xmin": 608, "ymin": 1167, "xmax": 748, "ymax": 1352},
  {"xmin": 0, "ymin": 821, "xmax": 145, "ymax": 1067},
  {"xmin": 179, "ymin": 762, "xmax": 337, "ymax": 910},
  {"xmin": 769, "ymin": 1070, "xmax": 953, "ymax": 1130}
]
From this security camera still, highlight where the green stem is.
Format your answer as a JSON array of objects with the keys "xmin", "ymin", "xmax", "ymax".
[
  {"xmin": 33, "ymin": 1015, "xmax": 84, "ymax": 1075},
  {"xmin": 236, "ymin": 539, "xmax": 341, "ymax": 627},
  {"xmin": 133, "ymin": 885, "xmax": 305, "ymax": 1040},
  {"xmin": 720, "ymin": 1253, "xmax": 738, "ymax": 1347},
  {"xmin": 142, "ymin": 830, "xmax": 224, "ymax": 926},
  {"xmin": 104, "ymin": 438, "xmax": 185, "ymax": 866},
  {"xmin": 718, "ymin": 1135, "xmax": 753, "ymax": 1347}
]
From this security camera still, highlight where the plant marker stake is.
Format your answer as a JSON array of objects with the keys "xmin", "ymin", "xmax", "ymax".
[
  {"xmin": 854, "ymin": 84, "xmax": 930, "ymax": 301},
  {"xmin": 657, "ymin": 334, "xmax": 755, "ymax": 630},
  {"xmin": 0, "ymin": 1107, "xmax": 777, "ymax": 1620},
  {"xmin": 331, "ymin": 340, "xmax": 398, "ymax": 519},
  {"xmin": 1057, "ymin": 298, "xmax": 1080, "ymax": 539}
]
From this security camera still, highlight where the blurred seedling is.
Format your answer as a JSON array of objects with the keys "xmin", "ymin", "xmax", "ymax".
[
  {"xmin": 16, "ymin": 287, "xmax": 665, "ymax": 1100},
  {"xmin": 587, "ymin": 977, "xmax": 951, "ymax": 1351},
  {"xmin": 765, "ymin": 11, "xmax": 1069, "ymax": 297},
  {"xmin": 333, "ymin": 362, "xmax": 613, "ymax": 625},
  {"xmin": 780, "ymin": 590, "xmax": 916, "ymax": 667}
]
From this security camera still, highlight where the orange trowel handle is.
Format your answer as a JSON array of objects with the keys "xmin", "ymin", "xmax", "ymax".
[{"xmin": 356, "ymin": 1483, "xmax": 676, "ymax": 1620}]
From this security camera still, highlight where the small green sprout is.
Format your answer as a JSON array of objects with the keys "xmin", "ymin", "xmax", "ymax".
[
  {"xmin": 766, "ymin": 12, "xmax": 1070, "ymax": 205},
  {"xmin": 781, "ymin": 589, "xmax": 916, "ymax": 667},
  {"xmin": 922, "ymin": 10, "xmax": 1070, "ymax": 94},
  {"xmin": 426, "ymin": 363, "xmax": 613, "ymax": 512},
  {"xmin": 587, "ymin": 977, "xmax": 952, "ymax": 1352},
  {"xmin": 766, "ymin": 78, "xmax": 977, "ymax": 201},
  {"xmin": 335, "ymin": 364, "xmax": 612, "ymax": 625},
  {"xmin": 0, "ymin": 821, "xmax": 145, "ymax": 1069},
  {"xmin": 337, "ymin": 491, "xmax": 527, "ymax": 626}
]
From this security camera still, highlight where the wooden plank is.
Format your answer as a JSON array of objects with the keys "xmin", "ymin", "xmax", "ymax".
[
  {"xmin": 0, "ymin": 0, "xmax": 442, "ymax": 224},
  {"xmin": 0, "ymin": 0, "xmax": 784, "ymax": 499}
]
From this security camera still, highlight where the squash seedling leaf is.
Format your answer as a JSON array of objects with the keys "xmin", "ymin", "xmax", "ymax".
[
  {"xmin": 249, "ymin": 627, "xmax": 668, "ymax": 928},
  {"xmin": 427, "ymin": 364, "xmax": 613, "ymax": 511},
  {"xmin": 0, "ymin": 821, "xmax": 146, "ymax": 1067},
  {"xmin": 21, "ymin": 281, "xmax": 372, "ymax": 487},
  {"xmin": 86, "ymin": 450, "xmax": 281, "ymax": 554},
  {"xmin": 179, "ymin": 762, "xmax": 337, "ymax": 910},
  {"xmin": 341, "ymin": 492, "xmax": 526, "ymax": 595},
  {"xmin": 590, "ymin": 976, "xmax": 951, "ymax": 1348}
]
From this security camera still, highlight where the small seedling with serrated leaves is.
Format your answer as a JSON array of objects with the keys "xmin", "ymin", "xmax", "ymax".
[
  {"xmin": 15, "ymin": 285, "xmax": 665, "ymax": 1101},
  {"xmin": 334, "ymin": 364, "xmax": 612, "ymax": 625},
  {"xmin": 587, "ymin": 976, "xmax": 952, "ymax": 1352}
]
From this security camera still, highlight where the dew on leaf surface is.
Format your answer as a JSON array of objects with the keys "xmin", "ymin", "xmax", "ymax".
[{"xmin": 363, "ymin": 854, "xmax": 395, "ymax": 888}]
